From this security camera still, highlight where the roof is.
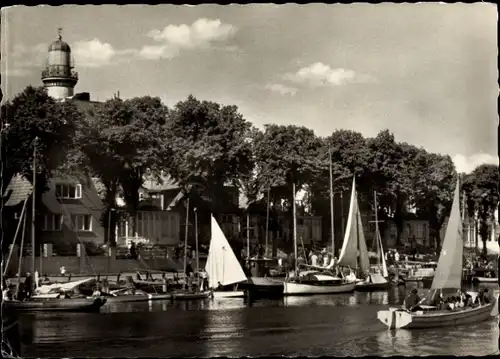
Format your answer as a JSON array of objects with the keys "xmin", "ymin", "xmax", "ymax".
[
  {"xmin": 3, "ymin": 174, "xmax": 33, "ymax": 206},
  {"xmin": 142, "ymin": 175, "xmax": 180, "ymax": 192},
  {"xmin": 49, "ymin": 39, "xmax": 71, "ymax": 52}
]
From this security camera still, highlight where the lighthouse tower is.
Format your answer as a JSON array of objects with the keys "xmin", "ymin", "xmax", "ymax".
[{"xmin": 41, "ymin": 28, "xmax": 78, "ymax": 100}]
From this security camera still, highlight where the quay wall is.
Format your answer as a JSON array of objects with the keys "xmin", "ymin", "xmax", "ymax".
[{"xmin": 4, "ymin": 245, "xmax": 207, "ymax": 277}]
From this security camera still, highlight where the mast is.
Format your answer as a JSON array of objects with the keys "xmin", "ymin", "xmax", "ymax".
[
  {"xmin": 183, "ymin": 197, "xmax": 190, "ymax": 291},
  {"xmin": 329, "ymin": 146, "xmax": 335, "ymax": 258},
  {"xmin": 374, "ymin": 190, "xmax": 380, "ymax": 263},
  {"xmin": 293, "ymin": 182, "xmax": 298, "ymax": 273},
  {"xmin": 246, "ymin": 210, "xmax": 250, "ymax": 259},
  {"xmin": 32, "ymin": 137, "xmax": 37, "ymax": 273},
  {"xmin": 194, "ymin": 207, "xmax": 199, "ymax": 290},
  {"xmin": 265, "ymin": 187, "xmax": 270, "ymax": 258},
  {"xmin": 340, "ymin": 191, "xmax": 344, "ymax": 240}
]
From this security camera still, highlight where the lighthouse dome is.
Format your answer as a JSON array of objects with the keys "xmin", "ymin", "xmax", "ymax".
[{"xmin": 48, "ymin": 38, "xmax": 71, "ymax": 52}]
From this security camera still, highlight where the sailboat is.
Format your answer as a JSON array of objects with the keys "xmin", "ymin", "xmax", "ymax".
[
  {"xmin": 335, "ymin": 178, "xmax": 388, "ymax": 291},
  {"xmin": 355, "ymin": 190, "xmax": 390, "ymax": 291},
  {"xmin": 377, "ymin": 179, "xmax": 498, "ymax": 329},
  {"xmin": 205, "ymin": 215, "xmax": 248, "ymax": 298},
  {"xmin": 283, "ymin": 183, "xmax": 357, "ymax": 296}
]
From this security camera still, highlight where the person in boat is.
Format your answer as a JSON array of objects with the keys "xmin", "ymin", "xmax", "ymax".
[
  {"xmin": 394, "ymin": 249, "xmax": 400, "ymax": 263},
  {"xmin": 310, "ymin": 251, "xmax": 318, "ymax": 266},
  {"xmin": 24, "ymin": 272, "xmax": 33, "ymax": 300},
  {"xmin": 403, "ymin": 288, "xmax": 421, "ymax": 312}
]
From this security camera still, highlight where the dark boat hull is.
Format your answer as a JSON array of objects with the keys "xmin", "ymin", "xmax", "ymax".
[
  {"xmin": 4, "ymin": 297, "xmax": 106, "ymax": 312},
  {"xmin": 246, "ymin": 277, "xmax": 284, "ymax": 298},
  {"xmin": 2, "ymin": 305, "xmax": 21, "ymax": 357},
  {"xmin": 105, "ymin": 293, "xmax": 172, "ymax": 303},
  {"xmin": 355, "ymin": 281, "xmax": 390, "ymax": 291},
  {"xmin": 172, "ymin": 291, "xmax": 212, "ymax": 301}
]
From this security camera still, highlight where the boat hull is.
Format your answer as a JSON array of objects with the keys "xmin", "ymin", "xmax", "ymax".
[
  {"xmin": 355, "ymin": 281, "xmax": 390, "ymax": 291},
  {"xmin": 247, "ymin": 277, "xmax": 284, "ymax": 298},
  {"xmin": 212, "ymin": 290, "xmax": 246, "ymax": 298},
  {"xmin": 172, "ymin": 291, "xmax": 212, "ymax": 301},
  {"xmin": 105, "ymin": 293, "xmax": 172, "ymax": 303},
  {"xmin": 2, "ymin": 305, "xmax": 21, "ymax": 357},
  {"xmin": 473, "ymin": 277, "xmax": 498, "ymax": 284},
  {"xmin": 283, "ymin": 281, "xmax": 356, "ymax": 295},
  {"xmin": 4, "ymin": 297, "xmax": 106, "ymax": 312},
  {"xmin": 377, "ymin": 302, "xmax": 497, "ymax": 329}
]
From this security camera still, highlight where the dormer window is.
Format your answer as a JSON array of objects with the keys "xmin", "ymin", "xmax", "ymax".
[{"xmin": 55, "ymin": 183, "xmax": 82, "ymax": 199}]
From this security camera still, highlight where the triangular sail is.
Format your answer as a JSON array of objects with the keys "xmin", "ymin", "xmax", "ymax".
[
  {"xmin": 338, "ymin": 178, "xmax": 370, "ymax": 272},
  {"xmin": 205, "ymin": 215, "xmax": 247, "ymax": 289},
  {"xmin": 379, "ymin": 231, "xmax": 388, "ymax": 277},
  {"xmin": 430, "ymin": 180, "xmax": 463, "ymax": 290}
]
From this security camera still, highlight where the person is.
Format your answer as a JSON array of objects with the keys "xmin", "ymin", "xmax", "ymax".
[
  {"xmin": 394, "ymin": 250, "xmax": 400, "ymax": 263},
  {"xmin": 24, "ymin": 272, "xmax": 33, "ymax": 300},
  {"xmin": 310, "ymin": 252, "xmax": 318, "ymax": 266},
  {"xmin": 483, "ymin": 288, "xmax": 491, "ymax": 304},
  {"xmin": 200, "ymin": 269, "xmax": 208, "ymax": 291},
  {"xmin": 403, "ymin": 288, "xmax": 421, "ymax": 312},
  {"xmin": 323, "ymin": 253, "xmax": 330, "ymax": 268},
  {"xmin": 130, "ymin": 241, "xmax": 137, "ymax": 260},
  {"xmin": 42, "ymin": 274, "xmax": 51, "ymax": 284},
  {"xmin": 60, "ymin": 266, "xmax": 66, "ymax": 276}
]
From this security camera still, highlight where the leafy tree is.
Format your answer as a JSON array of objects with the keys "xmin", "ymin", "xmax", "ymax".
[
  {"xmin": 1, "ymin": 86, "xmax": 80, "ymax": 191},
  {"xmin": 463, "ymin": 164, "xmax": 499, "ymax": 256},
  {"xmin": 251, "ymin": 124, "xmax": 323, "ymax": 250},
  {"xmin": 367, "ymin": 130, "xmax": 421, "ymax": 245},
  {"xmin": 413, "ymin": 152, "xmax": 456, "ymax": 251},
  {"xmin": 75, "ymin": 96, "xmax": 169, "ymax": 244},
  {"xmin": 166, "ymin": 95, "xmax": 253, "ymax": 212}
]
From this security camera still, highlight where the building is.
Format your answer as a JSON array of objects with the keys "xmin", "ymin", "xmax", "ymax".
[{"xmin": 41, "ymin": 28, "xmax": 78, "ymax": 100}]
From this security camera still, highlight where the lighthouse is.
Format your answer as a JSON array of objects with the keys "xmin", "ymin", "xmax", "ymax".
[{"xmin": 41, "ymin": 28, "xmax": 78, "ymax": 100}]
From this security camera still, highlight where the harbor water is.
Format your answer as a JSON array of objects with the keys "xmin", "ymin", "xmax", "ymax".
[{"xmin": 19, "ymin": 286, "xmax": 499, "ymax": 357}]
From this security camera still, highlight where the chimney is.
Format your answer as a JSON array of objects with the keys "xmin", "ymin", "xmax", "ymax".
[{"xmin": 117, "ymin": 91, "xmax": 120, "ymax": 99}]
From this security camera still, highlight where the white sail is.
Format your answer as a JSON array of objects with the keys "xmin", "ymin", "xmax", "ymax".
[
  {"xmin": 377, "ymin": 228, "xmax": 389, "ymax": 278},
  {"xmin": 430, "ymin": 180, "xmax": 463, "ymax": 290},
  {"xmin": 338, "ymin": 178, "xmax": 370, "ymax": 272},
  {"xmin": 35, "ymin": 277, "xmax": 94, "ymax": 294},
  {"xmin": 205, "ymin": 215, "xmax": 247, "ymax": 289}
]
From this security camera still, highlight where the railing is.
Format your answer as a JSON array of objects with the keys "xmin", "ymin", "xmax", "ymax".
[{"xmin": 41, "ymin": 66, "xmax": 78, "ymax": 80}]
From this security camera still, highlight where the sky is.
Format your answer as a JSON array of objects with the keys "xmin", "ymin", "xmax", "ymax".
[{"xmin": 1, "ymin": 4, "xmax": 498, "ymax": 174}]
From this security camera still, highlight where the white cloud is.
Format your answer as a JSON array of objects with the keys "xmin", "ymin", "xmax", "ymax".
[
  {"xmin": 3, "ymin": 43, "xmax": 47, "ymax": 77},
  {"xmin": 140, "ymin": 18, "xmax": 237, "ymax": 60},
  {"xmin": 285, "ymin": 62, "xmax": 374, "ymax": 88},
  {"xmin": 265, "ymin": 83, "xmax": 298, "ymax": 96},
  {"xmin": 452, "ymin": 153, "xmax": 498, "ymax": 174},
  {"xmin": 73, "ymin": 39, "xmax": 118, "ymax": 68}
]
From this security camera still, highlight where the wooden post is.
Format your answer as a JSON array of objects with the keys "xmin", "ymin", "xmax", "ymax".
[
  {"xmin": 183, "ymin": 197, "xmax": 190, "ymax": 291},
  {"xmin": 293, "ymin": 182, "xmax": 298, "ymax": 274},
  {"xmin": 265, "ymin": 188, "xmax": 270, "ymax": 258}
]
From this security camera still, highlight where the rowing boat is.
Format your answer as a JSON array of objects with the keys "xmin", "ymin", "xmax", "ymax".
[
  {"xmin": 377, "ymin": 302, "xmax": 497, "ymax": 329},
  {"xmin": 4, "ymin": 297, "xmax": 106, "ymax": 312},
  {"xmin": 172, "ymin": 291, "xmax": 212, "ymax": 300},
  {"xmin": 377, "ymin": 179, "xmax": 498, "ymax": 329}
]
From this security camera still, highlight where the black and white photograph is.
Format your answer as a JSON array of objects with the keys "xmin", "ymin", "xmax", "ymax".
[{"xmin": 1, "ymin": 3, "xmax": 498, "ymax": 357}]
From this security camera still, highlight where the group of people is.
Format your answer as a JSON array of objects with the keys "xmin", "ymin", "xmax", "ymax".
[{"xmin": 404, "ymin": 287, "xmax": 494, "ymax": 312}]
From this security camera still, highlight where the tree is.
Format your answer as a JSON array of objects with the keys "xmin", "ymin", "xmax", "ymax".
[
  {"xmin": 1, "ymin": 86, "xmax": 80, "ymax": 191},
  {"xmin": 413, "ymin": 152, "xmax": 456, "ymax": 252},
  {"xmin": 251, "ymin": 124, "xmax": 324, "ymax": 250},
  {"xmin": 75, "ymin": 96, "xmax": 169, "ymax": 244},
  {"xmin": 463, "ymin": 164, "xmax": 499, "ymax": 256},
  {"xmin": 367, "ymin": 130, "xmax": 421, "ymax": 246},
  {"xmin": 166, "ymin": 95, "xmax": 253, "ymax": 211}
]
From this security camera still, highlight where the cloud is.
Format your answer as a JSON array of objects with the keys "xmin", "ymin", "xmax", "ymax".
[
  {"xmin": 73, "ymin": 39, "xmax": 118, "ymax": 68},
  {"xmin": 265, "ymin": 83, "xmax": 298, "ymax": 96},
  {"xmin": 139, "ymin": 18, "xmax": 237, "ymax": 60},
  {"xmin": 3, "ymin": 43, "xmax": 47, "ymax": 77},
  {"xmin": 285, "ymin": 62, "xmax": 374, "ymax": 88},
  {"xmin": 452, "ymin": 153, "xmax": 498, "ymax": 174}
]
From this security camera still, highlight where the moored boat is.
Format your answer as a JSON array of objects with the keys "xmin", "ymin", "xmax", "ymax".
[
  {"xmin": 377, "ymin": 178, "xmax": 498, "ymax": 329},
  {"xmin": 473, "ymin": 277, "xmax": 498, "ymax": 284},
  {"xmin": 103, "ymin": 288, "xmax": 172, "ymax": 303},
  {"xmin": 205, "ymin": 215, "xmax": 249, "ymax": 298},
  {"xmin": 4, "ymin": 296, "xmax": 106, "ymax": 312},
  {"xmin": 355, "ymin": 273, "xmax": 391, "ymax": 291},
  {"xmin": 283, "ymin": 271, "xmax": 356, "ymax": 295},
  {"xmin": 172, "ymin": 291, "xmax": 212, "ymax": 300},
  {"xmin": 377, "ymin": 301, "xmax": 497, "ymax": 329}
]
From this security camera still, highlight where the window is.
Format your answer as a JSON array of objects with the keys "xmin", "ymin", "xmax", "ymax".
[
  {"xmin": 42, "ymin": 214, "xmax": 62, "ymax": 231},
  {"xmin": 55, "ymin": 184, "xmax": 82, "ymax": 199},
  {"xmin": 71, "ymin": 214, "xmax": 92, "ymax": 232}
]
